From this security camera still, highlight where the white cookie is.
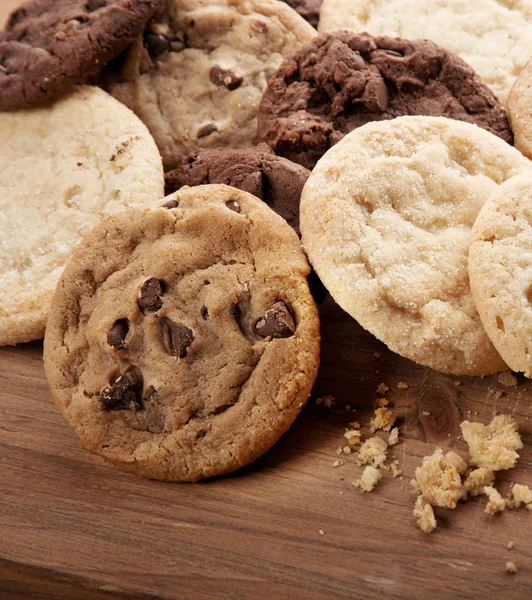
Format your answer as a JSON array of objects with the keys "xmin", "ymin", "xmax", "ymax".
[
  {"xmin": 300, "ymin": 116, "xmax": 532, "ymax": 375},
  {"xmin": 469, "ymin": 175, "xmax": 532, "ymax": 377},
  {"xmin": 318, "ymin": 0, "xmax": 532, "ymax": 104},
  {"xmin": 102, "ymin": 0, "xmax": 316, "ymax": 170},
  {"xmin": 508, "ymin": 59, "xmax": 532, "ymax": 159},
  {"xmin": 0, "ymin": 85, "xmax": 164, "ymax": 346}
]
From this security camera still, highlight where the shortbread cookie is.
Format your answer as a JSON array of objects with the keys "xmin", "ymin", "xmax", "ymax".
[
  {"xmin": 469, "ymin": 176, "xmax": 532, "ymax": 377},
  {"xmin": 0, "ymin": 0, "xmax": 161, "ymax": 110},
  {"xmin": 281, "ymin": 0, "xmax": 322, "ymax": 28},
  {"xmin": 318, "ymin": 0, "xmax": 532, "ymax": 104},
  {"xmin": 300, "ymin": 116, "xmax": 532, "ymax": 375},
  {"xmin": 0, "ymin": 86, "xmax": 164, "ymax": 346},
  {"xmin": 164, "ymin": 145, "xmax": 310, "ymax": 234},
  {"xmin": 259, "ymin": 32, "xmax": 512, "ymax": 169},
  {"xmin": 43, "ymin": 185, "xmax": 320, "ymax": 481},
  {"xmin": 102, "ymin": 0, "xmax": 316, "ymax": 170},
  {"xmin": 508, "ymin": 60, "xmax": 532, "ymax": 159}
]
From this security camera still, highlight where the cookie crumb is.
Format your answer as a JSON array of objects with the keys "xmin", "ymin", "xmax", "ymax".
[
  {"xmin": 397, "ymin": 381, "xmax": 409, "ymax": 390},
  {"xmin": 370, "ymin": 407, "xmax": 395, "ymax": 433},
  {"xmin": 413, "ymin": 495, "xmax": 437, "ymax": 533},
  {"xmin": 454, "ymin": 380, "xmax": 462, "ymax": 386},
  {"xmin": 348, "ymin": 421, "xmax": 361, "ymax": 430},
  {"xmin": 318, "ymin": 529, "xmax": 325, "ymax": 536},
  {"xmin": 507, "ymin": 483, "xmax": 532, "ymax": 509},
  {"xmin": 497, "ymin": 371, "xmax": 518, "ymax": 387},
  {"xmin": 388, "ymin": 427, "xmax": 400, "ymax": 446},
  {"xmin": 460, "ymin": 415, "xmax": 522, "ymax": 471},
  {"xmin": 344, "ymin": 429, "xmax": 362, "ymax": 446},
  {"xmin": 332, "ymin": 460, "xmax": 344, "ymax": 468},
  {"xmin": 506, "ymin": 561, "xmax": 518, "ymax": 574},
  {"xmin": 390, "ymin": 460, "xmax": 402, "ymax": 478},
  {"xmin": 342, "ymin": 446, "xmax": 352, "ymax": 455},
  {"xmin": 376, "ymin": 383, "xmax": 389, "ymax": 395},
  {"xmin": 335, "ymin": 447, "xmax": 343, "ymax": 456},
  {"xmin": 413, "ymin": 448, "xmax": 466, "ymax": 509},
  {"xmin": 316, "ymin": 395, "xmax": 335, "ymax": 408},
  {"xmin": 356, "ymin": 436, "xmax": 388, "ymax": 467},
  {"xmin": 422, "ymin": 411, "xmax": 431, "ymax": 416},
  {"xmin": 376, "ymin": 397, "xmax": 390, "ymax": 408},
  {"xmin": 463, "ymin": 468, "xmax": 495, "ymax": 497},
  {"xmin": 507, "ymin": 541, "xmax": 514, "ymax": 550},
  {"xmin": 373, "ymin": 352, "xmax": 381, "ymax": 360},
  {"xmin": 484, "ymin": 486, "xmax": 506, "ymax": 514},
  {"xmin": 353, "ymin": 466, "xmax": 382, "ymax": 492}
]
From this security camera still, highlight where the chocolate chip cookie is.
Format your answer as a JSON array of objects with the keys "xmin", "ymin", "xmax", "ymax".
[
  {"xmin": 44, "ymin": 184, "xmax": 320, "ymax": 481},
  {"xmin": 164, "ymin": 145, "xmax": 310, "ymax": 234},
  {"xmin": 102, "ymin": 0, "xmax": 316, "ymax": 170},
  {"xmin": 281, "ymin": 0, "xmax": 322, "ymax": 29},
  {"xmin": 0, "ymin": 0, "xmax": 161, "ymax": 110},
  {"xmin": 258, "ymin": 32, "xmax": 513, "ymax": 169}
]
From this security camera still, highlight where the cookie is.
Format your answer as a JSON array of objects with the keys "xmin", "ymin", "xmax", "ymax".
[
  {"xmin": 281, "ymin": 0, "xmax": 322, "ymax": 29},
  {"xmin": 318, "ymin": 0, "xmax": 532, "ymax": 104},
  {"xmin": 508, "ymin": 60, "xmax": 532, "ymax": 160},
  {"xmin": 101, "ymin": 0, "xmax": 316, "ymax": 170},
  {"xmin": 164, "ymin": 145, "xmax": 310, "ymax": 234},
  {"xmin": 0, "ymin": 85, "xmax": 164, "ymax": 346},
  {"xmin": 258, "ymin": 32, "xmax": 513, "ymax": 169},
  {"xmin": 0, "ymin": 0, "xmax": 161, "ymax": 111},
  {"xmin": 300, "ymin": 116, "xmax": 532, "ymax": 375},
  {"xmin": 469, "ymin": 176, "xmax": 532, "ymax": 377},
  {"xmin": 43, "ymin": 185, "xmax": 320, "ymax": 482}
]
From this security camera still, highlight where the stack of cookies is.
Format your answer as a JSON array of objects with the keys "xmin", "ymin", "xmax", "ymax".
[{"xmin": 1, "ymin": 0, "xmax": 532, "ymax": 481}]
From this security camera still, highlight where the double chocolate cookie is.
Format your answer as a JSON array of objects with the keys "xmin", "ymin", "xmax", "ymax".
[
  {"xmin": 281, "ymin": 0, "xmax": 322, "ymax": 29},
  {"xmin": 258, "ymin": 32, "xmax": 513, "ymax": 169},
  {"xmin": 0, "ymin": 0, "xmax": 161, "ymax": 110},
  {"xmin": 164, "ymin": 145, "xmax": 310, "ymax": 234},
  {"xmin": 44, "ymin": 184, "xmax": 320, "ymax": 481}
]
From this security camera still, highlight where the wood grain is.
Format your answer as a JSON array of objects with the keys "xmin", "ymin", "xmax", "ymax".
[{"xmin": 0, "ymin": 1, "xmax": 531, "ymax": 598}]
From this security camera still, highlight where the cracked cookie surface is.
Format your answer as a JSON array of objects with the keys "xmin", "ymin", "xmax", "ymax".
[
  {"xmin": 44, "ymin": 184, "xmax": 320, "ymax": 481},
  {"xmin": 0, "ymin": 0, "xmax": 161, "ymax": 110},
  {"xmin": 258, "ymin": 32, "xmax": 512, "ymax": 169},
  {"xmin": 101, "ymin": 0, "xmax": 316, "ymax": 170},
  {"xmin": 318, "ymin": 0, "xmax": 532, "ymax": 104},
  {"xmin": 300, "ymin": 116, "xmax": 532, "ymax": 375},
  {"xmin": 0, "ymin": 85, "xmax": 164, "ymax": 346}
]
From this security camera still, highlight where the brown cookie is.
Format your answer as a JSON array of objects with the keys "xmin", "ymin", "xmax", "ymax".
[
  {"xmin": 43, "ymin": 184, "xmax": 321, "ymax": 482},
  {"xmin": 258, "ymin": 31, "xmax": 513, "ymax": 169},
  {"xmin": 281, "ymin": 0, "xmax": 322, "ymax": 29},
  {"xmin": 164, "ymin": 145, "xmax": 310, "ymax": 235},
  {"xmin": 0, "ymin": 0, "xmax": 161, "ymax": 110}
]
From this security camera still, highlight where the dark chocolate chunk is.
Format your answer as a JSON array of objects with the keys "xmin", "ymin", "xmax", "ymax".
[
  {"xmin": 201, "ymin": 305, "xmax": 209, "ymax": 319},
  {"xmin": 210, "ymin": 66, "xmax": 243, "ymax": 90},
  {"xmin": 162, "ymin": 318, "xmax": 194, "ymax": 358},
  {"xmin": 107, "ymin": 318, "xmax": 129, "ymax": 349},
  {"xmin": 100, "ymin": 367, "xmax": 143, "ymax": 411},
  {"xmin": 226, "ymin": 200, "xmax": 241, "ymax": 213},
  {"xmin": 255, "ymin": 302, "xmax": 296, "ymax": 338},
  {"xmin": 144, "ymin": 32, "xmax": 170, "ymax": 60},
  {"xmin": 138, "ymin": 278, "xmax": 163, "ymax": 313},
  {"xmin": 162, "ymin": 198, "xmax": 179, "ymax": 209},
  {"xmin": 232, "ymin": 304, "xmax": 241, "ymax": 319},
  {"xmin": 197, "ymin": 123, "xmax": 218, "ymax": 138}
]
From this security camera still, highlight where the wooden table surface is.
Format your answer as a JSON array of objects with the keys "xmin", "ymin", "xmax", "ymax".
[{"xmin": 1, "ymin": 1, "xmax": 531, "ymax": 599}]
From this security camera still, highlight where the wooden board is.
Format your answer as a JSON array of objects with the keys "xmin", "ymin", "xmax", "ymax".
[
  {"xmin": 0, "ymin": 2, "xmax": 531, "ymax": 598},
  {"xmin": 2, "ymin": 294, "xmax": 532, "ymax": 600}
]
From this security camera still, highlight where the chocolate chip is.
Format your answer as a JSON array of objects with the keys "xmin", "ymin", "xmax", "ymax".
[
  {"xmin": 254, "ymin": 302, "xmax": 296, "ymax": 338},
  {"xmin": 201, "ymin": 305, "xmax": 209, "ymax": 319},
  {"xmin": 197, "ymin": 123, "xmax": 218, "ymax": 138},
  {"xmin": 226, "ymin": 200, "xmax": 241, "ymax": 213},
  {"xmin": 162, "ymin": 319, "xmax": 194, "ymax": 358},
  {"xmin": 100, "ymin": 367, "xmax": 143, "ymax": 411},
  {"xmin": 162, "ymin": 199, "xmax": 179, "ymax": 209},
  {"xmin": 210, "ymin": 66, "xmax": 244, "ymax": 91},
  {"xmin": 138, "ymin": 278, "xmax": 164, "ymax": 313},
  {"xmin": 144, "ymin": 32, "xmax": 170, "ymax": 60},
  {"xmin": 363, "ymin": 78, "xmax": 389, "ymax": 112},
  {"xmin": 107, "ymin": 319, "xmax": 129, "ymax": 349}
]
